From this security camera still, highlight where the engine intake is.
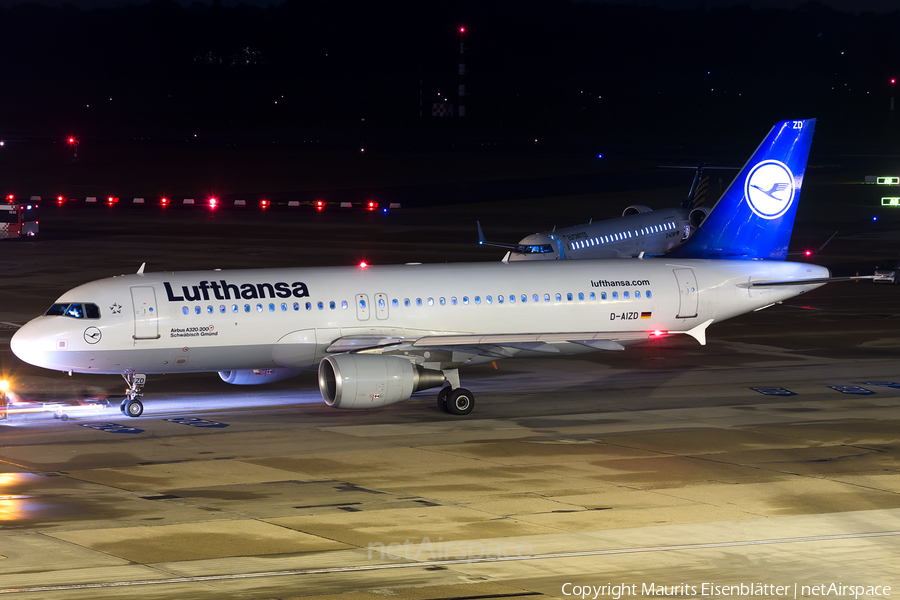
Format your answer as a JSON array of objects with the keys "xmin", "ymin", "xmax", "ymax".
[
  {"xmin": 319, "ymin": 354, "xmax": 446, "ymax": 409},
  {"xmin": 690, "ymin": 206, "xmax": 711, "ymax": 228},
  {"xmin": 622, "ymin": 205, "xmax": 652, "ymax": 217}
]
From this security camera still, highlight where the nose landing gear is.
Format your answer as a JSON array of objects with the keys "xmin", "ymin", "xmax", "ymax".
[{"xmin": 120, "ymin": 372, "xmax": 146, "ymax": 418}]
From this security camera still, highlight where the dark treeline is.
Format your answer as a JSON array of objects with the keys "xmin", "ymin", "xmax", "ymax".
[{"xmin": 1, "ymin": 0, "xmax": 899, "ymax": 145}]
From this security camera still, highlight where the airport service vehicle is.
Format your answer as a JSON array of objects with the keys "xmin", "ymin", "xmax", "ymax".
[
  {"xmin": 873, "ymin": 261, "xmax": 899, "ymax": 284},
  {"xmin": 11, "ymin": 119, "xmax": 839, "ymax": 418},
  {"xmin": 477, "ymin": 165, "xmax": 717, "ymax": 261},
  {"xmin": 0, "ymin": 199, "xmax": 38, "ymax": 239}
]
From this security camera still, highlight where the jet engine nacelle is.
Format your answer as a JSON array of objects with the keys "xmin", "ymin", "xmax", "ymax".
[
  {"xmin": 218, "ymin": 368, "xmax": 303, "ymax": 385},
  {"xmin": 622, "ymin": 205, "xmax": 652, "ymax": 217},
  {"xmin": 689, "ymin": 206, "xmax": 711, "ymax": 228},
  {"xmin": 318, "ymin": 354, "xmax": 446, "ymax": 410}
]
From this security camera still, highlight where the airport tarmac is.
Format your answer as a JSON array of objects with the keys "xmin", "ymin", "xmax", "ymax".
[{"xmin": 0, "ymin": 177, "xmax": 898, "ymax": 599}]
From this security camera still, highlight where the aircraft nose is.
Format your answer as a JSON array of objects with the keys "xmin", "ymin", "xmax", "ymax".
[{"xmin": 10, "ymin": 322, "xmax": 45, "ymax": 367}]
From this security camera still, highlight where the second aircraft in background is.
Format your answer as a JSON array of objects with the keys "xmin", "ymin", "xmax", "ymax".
[{"xmin": 478, "ymin": 164, "xmax": 723, "ymax": 261}]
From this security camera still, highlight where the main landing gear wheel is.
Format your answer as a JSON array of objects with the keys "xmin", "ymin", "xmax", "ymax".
[
  {"xmin": 446, "ymin": 388, "xmax": 474, "ymax": 416},
  {"xmin": 436, "ymin": 386, "xmax": 451, "ymax": 413}
]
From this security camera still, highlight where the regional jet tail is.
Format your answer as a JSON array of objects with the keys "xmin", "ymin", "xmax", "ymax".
[{"xmin": 12, "ymin": 119, "xmax": 846, "ymax": 419}]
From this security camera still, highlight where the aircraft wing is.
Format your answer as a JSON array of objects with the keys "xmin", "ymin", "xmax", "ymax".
[{"xmin": 325, "ymin": 321, "xmax": 715, "ymax": 361}]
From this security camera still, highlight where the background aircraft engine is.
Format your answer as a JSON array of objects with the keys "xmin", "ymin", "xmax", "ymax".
[
  {"xmin": 318, "ymin": 354, "xmax": 446, "ymax": 409},
  {"xmin": 218, "ymin": 368, "xmax": 303, "ymax": 385},
  {"xmin": 622, "ymin": 205, "xmax": 652, "ymax": 217},
  {"xmin": 689, "ymin": 206, "xmax": 711, "ymax": 227}
]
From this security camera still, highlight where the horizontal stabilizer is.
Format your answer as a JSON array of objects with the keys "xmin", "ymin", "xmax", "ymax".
[{"xmin": 736, "ymin": 276, "xmax": 874, "ymax": 288}]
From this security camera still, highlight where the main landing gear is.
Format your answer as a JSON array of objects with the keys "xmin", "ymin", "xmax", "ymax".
[
  {"xmin": 120, "ymin": 372, "xmax": 147, "ymax": 418},
  {"xmin": 436, "ymin": 386, "xmax": 475, "ymax": 416}
]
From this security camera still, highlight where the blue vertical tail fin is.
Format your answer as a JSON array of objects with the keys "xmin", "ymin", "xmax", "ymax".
[{"xmin": 672, "ymin": 119, "xmax": 816, "ymax": 260}]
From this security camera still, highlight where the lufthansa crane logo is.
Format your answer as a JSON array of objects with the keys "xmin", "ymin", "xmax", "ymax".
[
  {"xmin": 744, "ymin": 160, "xmax": 795, "ymax": 220},
  {"xmin": 83, "ymin": 327, "xmax": 102, "ymax": 344}
]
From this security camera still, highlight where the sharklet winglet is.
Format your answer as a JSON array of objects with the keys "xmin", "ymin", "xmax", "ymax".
[
  {"xmin": 137, "ymin": 263, "xmax": 146, "ymax": 275},
  {"xmin": 684, "ymin": 318, "xmax": 714, "ymax": 346}
]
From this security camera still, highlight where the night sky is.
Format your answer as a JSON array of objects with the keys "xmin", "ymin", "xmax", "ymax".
[{"xmin": 1, "ymin": 0, "xmax": 899, "ymax": 146}]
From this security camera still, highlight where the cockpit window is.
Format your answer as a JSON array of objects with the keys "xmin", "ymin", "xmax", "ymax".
[
  {"xmin": 45, "ymin": 303, "xmax": 101, "ymax": 319},
  {"xmin": 515, "ymin": 244, "xmax": 554, "ymax": 254}
]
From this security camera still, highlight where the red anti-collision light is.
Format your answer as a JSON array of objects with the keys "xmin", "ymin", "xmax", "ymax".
[{"xmin": 359, "ymin": 261, "xmax": 368, "ymax": 268}]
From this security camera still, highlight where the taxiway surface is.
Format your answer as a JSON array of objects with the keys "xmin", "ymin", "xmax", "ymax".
[{"xmin": 0, "ymin": 181, "xmax": 898, "ymax": 599}]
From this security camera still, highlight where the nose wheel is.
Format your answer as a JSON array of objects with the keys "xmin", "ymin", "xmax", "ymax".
[
  {"xmin": 120, "ymin": 372, "xmax": 147, "ymax": 418},
  {"xmin": 120, "ymin": 398, "xmax": 144, "ymax": 417}
]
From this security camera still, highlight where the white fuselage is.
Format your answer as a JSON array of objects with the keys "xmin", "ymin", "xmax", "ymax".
[{"xmin": 11, "ymin": 259, "xmax": 828, "ymax": 376}]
